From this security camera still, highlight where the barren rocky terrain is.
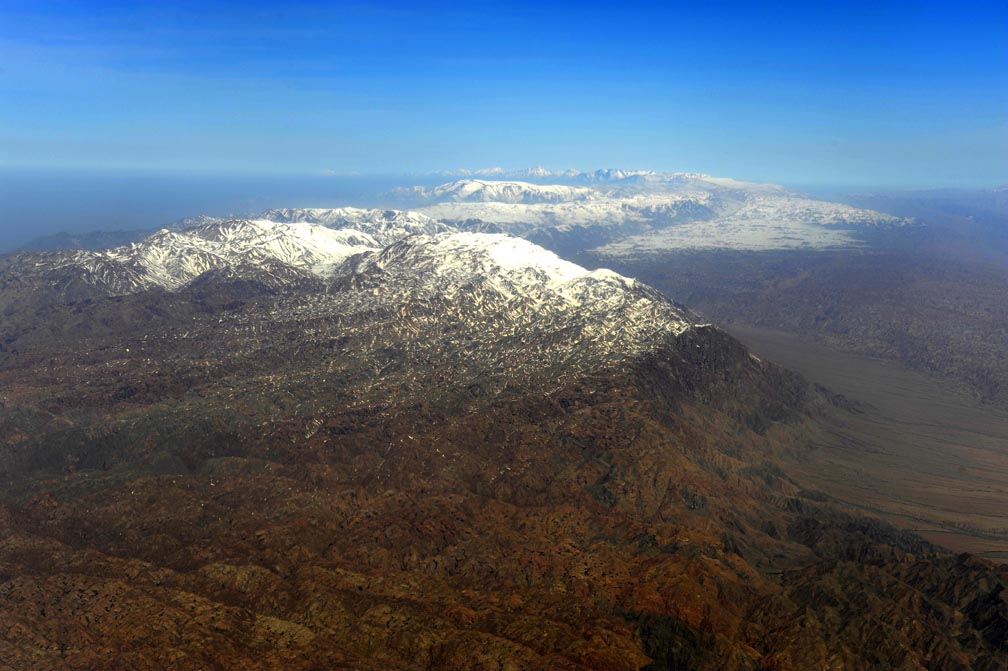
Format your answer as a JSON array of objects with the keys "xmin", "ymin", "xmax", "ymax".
[
  {"xmin": 595, "ymin": 248, "xmax": 1008, "ymax": 408},
  {"xmin": 1, "ymin": 227, "xmax": 1006, "ymax": 669}
]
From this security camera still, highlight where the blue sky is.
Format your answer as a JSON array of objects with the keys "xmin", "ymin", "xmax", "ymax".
[{"xmin": 1, "ymin": 1, "xmax": 1006, "ymax": 186}]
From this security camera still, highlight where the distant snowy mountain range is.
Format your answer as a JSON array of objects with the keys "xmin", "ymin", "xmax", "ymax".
[
  {"xmin": 3, "ymin": 171, "xmax": 915, "ymax": 304},
  {"xmin": 393, "ymin": 174, "xmax": 910, "ymax": 254},
  {"xmin": 429, "ymin": 167, "xmax": 777, "ymax": 187}
]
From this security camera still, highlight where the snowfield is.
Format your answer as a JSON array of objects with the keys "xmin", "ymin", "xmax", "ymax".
[{"xmin": 593, "ymin": 196, "xmax": 908, "ymax": 255}]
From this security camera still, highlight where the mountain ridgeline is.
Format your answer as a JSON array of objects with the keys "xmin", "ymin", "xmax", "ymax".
[{"xmin": 1, "ymin": 194, "xmax": 1006, "ymax": 669}]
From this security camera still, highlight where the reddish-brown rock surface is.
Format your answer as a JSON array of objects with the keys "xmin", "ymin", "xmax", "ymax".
[{"xmin": 0, "ymin": 266, "xmax": 1005, "ymax": 670}]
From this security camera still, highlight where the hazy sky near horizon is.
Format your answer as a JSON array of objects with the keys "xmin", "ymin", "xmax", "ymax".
[{"xmin": 1, "ymin": 1, "xmax": 1006, "ymax": 187}]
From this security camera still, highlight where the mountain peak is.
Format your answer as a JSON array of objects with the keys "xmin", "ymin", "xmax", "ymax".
[
  {"xmin": 424, "ymin": 180, "xmax": 600, "ymax": 204},
  {"xmin": 11, "ymin": 219, "xmax": 378, "ymax": 296},
  {"xmin": 333, "ymin": 231, "xmax": 701, "ymax": 366}
]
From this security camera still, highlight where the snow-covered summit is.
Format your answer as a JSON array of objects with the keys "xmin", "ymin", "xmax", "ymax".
[
  {"xmin": 5, "ymin": 220, "xmax": 707, "ymax": 382},
  {"xmin": 23, "ymin": 219, "xmax": 380, "ymax": 296},
  {"xmin": 171, "ymin": 207, "xmax": 448, "ymax": 245},
  {"xmin": 352, "ymin": 232, "xmax": 591, "ymax": 289},
  {"xmin": 425, "ymin": 168, "xmax": 785, "ymax": 192},
  {"xmin": 339, "ymin": 231, "xmax": 655, "ymax": 306},
  {"xmin": 314, "ymin": 232, "xmax": 702, "ymax": 377},
  {"xmin": 254, "ymin": 207, "xmax": 449, "ymax": 244},
  {"xmin": 416, "ymin": 180, "xmax": 601, "ymax": 204},
  {"xmin": 335, "ymin": 231, "xmax": 698, "ymax": 332},
  {"xmin": 434, "ymin": 166, "xmax": 579, "ymax": 180},
  {"xmin": 13, "ymin": 217, "xmax": 698, "ymax": 347}
]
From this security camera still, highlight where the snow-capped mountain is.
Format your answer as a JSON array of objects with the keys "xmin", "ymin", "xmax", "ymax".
[
  {"xmin": 305, "ymin": 232, "xmax": 704, "ymax": 384},
  {"xmin": 416, "ymin": 189, "xmax": 713, "ymax": 229},
  {"xmin": 427, "ymin": 167, "xmax": 787, "ymax": 191},
  {"xmin": 252, "ymin": 207, "xmax": 450, "ymax": 244},
  {"xmin": 6, "ymin": 217, "xmax": 699, "ymax": 351},
  {"xmin": 10, "ymin": 219, "xmax": 380, "ymax": 296},
  {"xmin": 170, "ymin": 207, "xmax": 449, "ymax": 245},
  {"xmin": 7, "ymin": 171, "xmax": 916, "ymax": 291},
  {"xmin": 3, "ymin": 222, "xmax": 706, "ymax": 382},
  {"xmin": 339, "ymin": 231, "xmax": 695, "ymax": 331},
  {"xmin": 397, "ymin": 175, "xmax": 910, "ymax": 254},
  {"xmin": 406, "ymin": 179, "xmax": 600, "ymax": 204},
  {"xmin": 39, "ymin": 170, "xmax": 909, "ymax": 262},
  {"xmin": 432, "ymin": 166, "xmax": 580, "ymax": 180}
]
